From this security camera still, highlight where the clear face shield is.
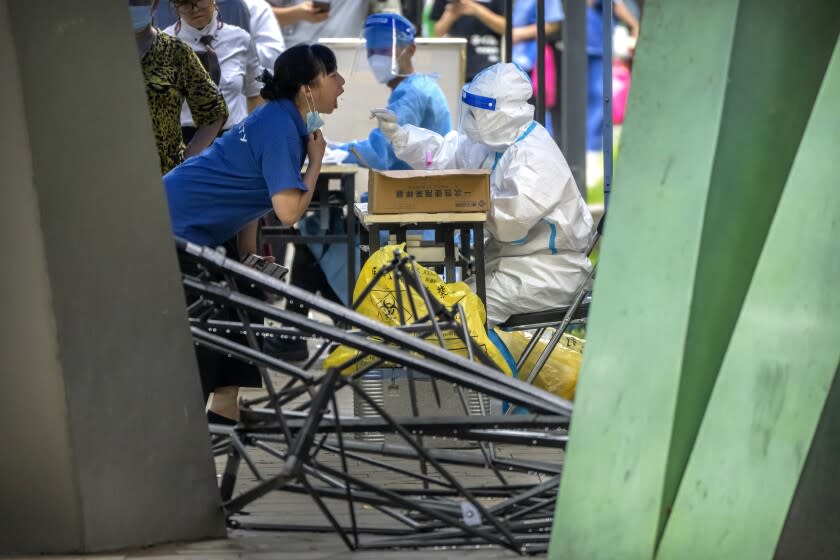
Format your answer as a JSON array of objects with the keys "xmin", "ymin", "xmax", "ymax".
[
  {"xmin": 457, "ymin": 87, "xmax": 506, "ymax": 146},
  {"xmin": 350, "ymin": 14, "xmax": 415, "ymax": 85}
]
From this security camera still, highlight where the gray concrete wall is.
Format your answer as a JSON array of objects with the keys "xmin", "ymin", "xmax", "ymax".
[
  {"xmin": 0, "ymin": 0, "xmax": 225, "ymax": 553},
  {"xmin": 0, "ymin": 2, "xmax": 83, "ymax": 551}
]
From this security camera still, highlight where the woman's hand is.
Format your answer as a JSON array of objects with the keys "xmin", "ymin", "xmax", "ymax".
[
  {"xmin": 307, "ymin": 129, "xmax": 327, "ymax": 168},
  {"xmin": 297, "ymin": 1, "xmax": 330, "ymax": 23},
  {"xmin": 455, "ymin": 0, "xmax": 478, "ymax": 17}
]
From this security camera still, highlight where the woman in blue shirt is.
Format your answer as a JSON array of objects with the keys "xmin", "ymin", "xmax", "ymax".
[
  {"xmin": 165, "ymin": 43, "xmax": 344, "ymax": 247},
  {"xmin": 164, "ymin": 43, "xmax": 345, "ymax": 424}
]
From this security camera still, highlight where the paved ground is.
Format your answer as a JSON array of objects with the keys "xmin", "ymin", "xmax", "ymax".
[
  {"xmin": 13, "ymin": 334, "xmax": 561, "ymax": 560},
  {"xmin": 16, "ymin": 532, "xmax": 530, "ymax": 560},
  {"xmin": 22, "ymin": 532, "xmax": 533, "ymax": 560}
]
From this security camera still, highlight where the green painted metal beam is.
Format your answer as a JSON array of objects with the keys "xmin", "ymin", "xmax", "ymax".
[
  {"xmin": 549, "ymin": 0, "xmax": 839, "ymax": 557},
  {"xmin": 656, "ymin": 36, "xmax": 840, "ymax": 560},
  {"xmin": 668, "ymin": 0, "xmax": 840, "ymax": 533},
  {"xmin": 550, "ymin": 1, "xmax": 742, "ymax": 556},
  {"xmin": 774, "ymin": 366, "xmax": 840, "ymax": 559}
]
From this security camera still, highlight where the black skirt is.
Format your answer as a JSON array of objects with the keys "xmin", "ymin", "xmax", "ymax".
[{"xmin": 178, "ymin": 238, "xmax": 262, "ymax": 402}]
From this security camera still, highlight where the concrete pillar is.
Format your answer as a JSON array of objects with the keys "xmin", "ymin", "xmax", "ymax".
[{"xmin": 0, "ymin": 0, "xmax": 224, "ymax": 554}]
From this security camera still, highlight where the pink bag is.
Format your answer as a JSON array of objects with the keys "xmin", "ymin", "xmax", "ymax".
[
  {"xmin": 530, "ymin": 46, "xmax": 557, "ymax": 109},
  {"xmin": 612, "ymin": 60, "xmax": 631, "ymax": 124}
]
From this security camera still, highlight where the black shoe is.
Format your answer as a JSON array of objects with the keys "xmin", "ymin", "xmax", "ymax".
[
  {"xmin": 263, "ymin": 336, "xmax": 309, "ymax": 362},
  {"xmin": 207, "ymin": 410, "xmax": 237, "ymax": 426}
]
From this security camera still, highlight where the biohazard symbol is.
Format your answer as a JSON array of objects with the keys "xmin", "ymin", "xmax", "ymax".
[
  {"xmin": 436, "ymin": 284, "xmax": 448, "ymax": 299},
  {"xmin": 371, "ymin": 290, "xmax": 415, "ymax": 324},
  {"xmin": 377, "ymin": 293, "xmax": 399, "ymax": 322}
]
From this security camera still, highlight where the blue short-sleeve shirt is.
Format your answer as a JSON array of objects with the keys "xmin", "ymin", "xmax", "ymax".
[
  {"xmin": 588, "ymin": 0, "xmax": 626, "ymax": 55},
  {"xmin": 164, "ymin": 99, "xmax": 308, "ymax": 247},
  {"xmin": 339, "ymin": 73, "xmax": 452, "ymax": 171},
  {"xmin": 512, "ymin": 0, "xmax": 564, "ymax": 72}
]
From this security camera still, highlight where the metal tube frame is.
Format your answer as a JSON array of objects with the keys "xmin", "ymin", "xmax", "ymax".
[{"xmin": 177, "ymin": 239, "xmax": 574, "ymax": 553}]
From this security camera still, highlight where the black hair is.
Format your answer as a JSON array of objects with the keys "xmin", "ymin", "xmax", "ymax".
[{"xmin": 259, "ymin": 43, "xmax": 337, "ymax": 101}]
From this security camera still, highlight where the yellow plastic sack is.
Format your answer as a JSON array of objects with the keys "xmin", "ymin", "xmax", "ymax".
[
  {"xmin": 493, "ymin": 329, "xmax": 584, "ymax": 401},
  {"xmin": 324, "ymin": 244, "xmax": 511, "ymax": 375}
]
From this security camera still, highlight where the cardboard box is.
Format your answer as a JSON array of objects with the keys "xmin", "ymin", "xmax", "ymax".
[{"xmin": 367, "ymin": 169, "xmax": 490, "ymax": 214}]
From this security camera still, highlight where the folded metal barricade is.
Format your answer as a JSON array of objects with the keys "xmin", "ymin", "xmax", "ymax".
[{"xmin": 177, "ymin": 238, "xmax": 572, "ymax": 555}]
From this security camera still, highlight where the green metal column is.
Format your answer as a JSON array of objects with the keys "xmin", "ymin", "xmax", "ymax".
[
  {"xmin": 668, "ymin": 0, "xmax": 840, "ymax": 536},
  {"xmin": 548, "ymin": 0, "xmax": 839, "ymax": 557},
  {"xmin": 550, "ymin": 2, "xmax": 741, "ymax": 555},
  {"xmin": 774, "ymin": 366, "xmax": 840, "ymax": 559},
  {"xmin": 656, "ymin": 37, "xmax": 840, "ymax": 559}
]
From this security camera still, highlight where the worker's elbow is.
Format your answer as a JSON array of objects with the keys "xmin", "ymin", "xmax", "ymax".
[
  {"xmin": 271, "ymin": 195, "xmax": 303, "ymax": 226},
  {"xmin": 272, "ymin": 207, "xmax": 300, "ymax": 226}
]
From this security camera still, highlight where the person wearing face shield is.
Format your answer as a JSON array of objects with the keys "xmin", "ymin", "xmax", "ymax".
[
  {"xmin": 265, "ymin": 13, "xmax": 453, "ymax": 363},
  {"xmin": 163, "ymin": 43, "xmax": 346, "ymax": 423},
  {"xmin": 336, "ymin": 13, "xmax": 451, "ymax": 170},
  {"xmin": 373, "ymin": 62, "xmax": 595, "ymax": 327}
]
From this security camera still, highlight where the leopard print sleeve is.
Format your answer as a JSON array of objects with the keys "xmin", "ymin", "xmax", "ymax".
[
  {"xmin": 175, "ymin": 39, "xmax": 229, "ymax": 128},
  {"xmin": 141, "ymin": 32, "xmax": 229, "ymax": 173}
]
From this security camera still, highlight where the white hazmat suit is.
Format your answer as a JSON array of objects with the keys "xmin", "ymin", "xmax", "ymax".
[{"xmin": 374, "ymin": 63, "xmax": 594, "ymax": 327}]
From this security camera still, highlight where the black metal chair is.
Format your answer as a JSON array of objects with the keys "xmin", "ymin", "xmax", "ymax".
[{"xmin": 496, "ymin": 229, "xmax": 600, "ymax": 400}]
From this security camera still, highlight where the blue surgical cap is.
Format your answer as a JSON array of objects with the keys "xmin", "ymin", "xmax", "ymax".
[{"xmin": 364, "ymin": 13, "xmax": 416, "ymax": 50}]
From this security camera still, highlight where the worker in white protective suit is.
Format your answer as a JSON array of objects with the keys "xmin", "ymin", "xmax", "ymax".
[{"xmin": 373, "ymin": 62, "xmax": 594, "ymax": 327}]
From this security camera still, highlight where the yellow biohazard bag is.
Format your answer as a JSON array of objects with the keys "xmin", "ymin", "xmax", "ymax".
[
  {"xmin": 493, "ymin": 329, "xmax": 584, "ymax": 401},
  {"xmin": 324, "ymin": 244, "xmax": 512, "ymax": 375}
]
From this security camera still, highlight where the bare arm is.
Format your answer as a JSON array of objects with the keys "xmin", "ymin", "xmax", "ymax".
[
  {"xmin": 433, "ymin": 4, "xmax": 459, "ymax": 37},
  {"xmin": 459, "ymin": 0, "xmax": 505, "ymax": 35},
  {"xmin": 273, "ymin": 1, "xmax": 329, "ymax": 25},
  {"xmin": 184, "ymin": 117, "xmax": 224, "ymax": 159},
  {"xmin": 512, "ymin": 21, "xmax": 561, "ymax": 44},
  {"xmin": 270, "ymin": 130, "xmax": 326, "ymax": 225},
  {"xmin": 271, "ymin": 167, "xmax": 318, "ymax": 225},
  {"xmin": 237, "ymin": 220, "xmax": 259, "ymax": 257},
  {"xmin": 614, "ymin": 1, "xmax": 640, "ymax": 37}
]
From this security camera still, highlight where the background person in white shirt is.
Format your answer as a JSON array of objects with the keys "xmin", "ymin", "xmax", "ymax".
[
  {"xmin": 164, "ymin": 0, "xmax": 263, "ymax": 142},
  {"xmin": 240, "ymin": 0, "xmax": 287, "ymax": 69},
  {"xmin": 157, "ymin": 0, "xmax": 286, "ymax": 71},
  {"xmin": 157, "ymin": 0, "xmax": 250, "ymax": 31},
  {"xmin": 268, "ymin": 0, "xmax": 402, "ymax": 47}
]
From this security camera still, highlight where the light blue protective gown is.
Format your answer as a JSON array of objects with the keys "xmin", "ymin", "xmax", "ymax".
[
  {"xmin": 303, "ymin": 73, "xmax": 453, "ymax": 305},
  {"xmin": 338, "ymin": 73, "xmax": 452, "ymax": 170}
]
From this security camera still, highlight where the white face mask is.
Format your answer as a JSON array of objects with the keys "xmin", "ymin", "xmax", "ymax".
[{"xmin": 367, "ymin": 54, "xmax": 397, "ymax": 84}]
